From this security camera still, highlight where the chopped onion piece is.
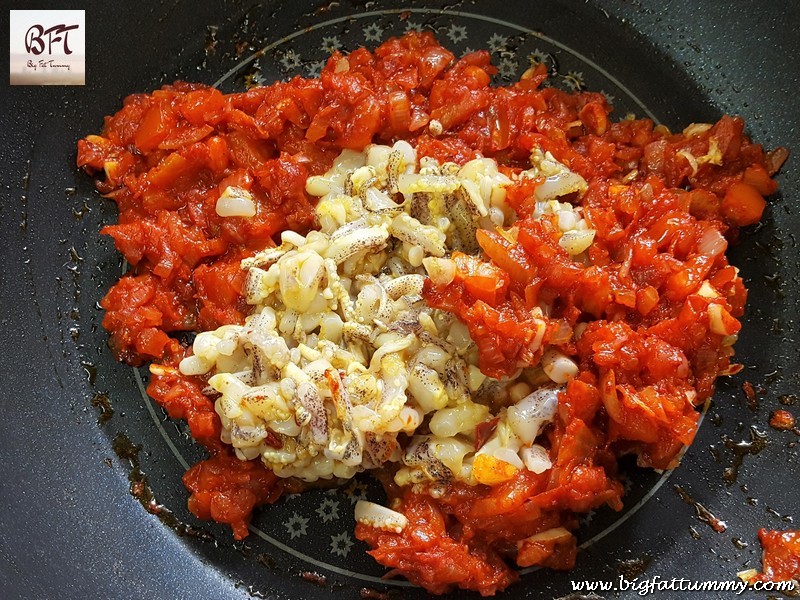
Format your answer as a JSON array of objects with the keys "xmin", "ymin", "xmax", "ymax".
[
  {"xmin": 708, "ymin": 303, "xmax": 737, "ymax": 336},
  {"xmin": 333, "ymin": 57, "xmax": 349, "ymax": 73},
  {"xmin": 683, "ymin": 122, "xmax": 713, "ymax": 138},
  {"xmin": 697, "ymin": 227, "xmax": 727, "ymax": 258},
  {"xmin": 523, "ymin": 526, "xmax": 571, "ymax": 543},
  {"xmin": 557, "ymin": 210, "xmax": 578, "ymax": 231},
  {"xmin": 697, "ymin": 281, "xmax": 719, "ymax": 298},
  {"xmin": 493, "ymin": 447, "xmax": 524, "ymax": 470},
  {"xmin": 736, "ymin": 569, "xmax": 758, "ymax": 582},
  {"xmin": 677, "ymin": 150, "xmax": 699, "ymax": 176}
]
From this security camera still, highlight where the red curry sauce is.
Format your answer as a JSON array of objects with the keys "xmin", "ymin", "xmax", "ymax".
[{"xmin": 77, "ymin": 32, "xmax": 785, "ymax": 595}]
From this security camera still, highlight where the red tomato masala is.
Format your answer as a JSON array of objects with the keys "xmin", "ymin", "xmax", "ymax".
[{"xmin": 77, "ymin": 32, "xmax": 786, "ymax": 595}]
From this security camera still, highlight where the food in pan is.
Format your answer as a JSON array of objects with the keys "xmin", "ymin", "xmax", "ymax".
[
  {"xmin": 77, "ymin": 32, "xmax": 787, "ymax": 594},
  {"xmin": 739, "ymin": 529, "xmax": 800, "ymax": 588}
]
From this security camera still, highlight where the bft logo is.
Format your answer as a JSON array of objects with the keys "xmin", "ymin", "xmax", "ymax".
[
  {"xmin": 25, "ymin": 23, "xmax": 80, "ymax": 56},
  {"xmin": 10, "ymin": 10, "xmax": 85, "ymax": 85}
]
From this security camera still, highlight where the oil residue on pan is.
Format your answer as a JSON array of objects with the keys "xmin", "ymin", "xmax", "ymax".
[{"xmin": 112, "ymin": 433, "xmax": 216, "ymax": 544}]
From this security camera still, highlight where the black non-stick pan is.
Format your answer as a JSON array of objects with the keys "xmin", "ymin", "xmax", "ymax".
[{"xmin": 1, "ymin": 1, "xmax": 798, "ymax": 598}]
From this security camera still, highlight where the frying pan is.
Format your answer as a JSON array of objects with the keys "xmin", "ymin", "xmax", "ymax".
[{"xmin": 1, "ymin": 0, "xmax": 798, "ymax": 598}]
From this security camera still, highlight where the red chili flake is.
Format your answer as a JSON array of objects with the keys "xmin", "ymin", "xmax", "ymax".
[
  {"xmin": 474, "ymin": 417, "xmax": 500, "ymax": 451},
  {"xmin": 742, "ymin": 381, "xmax": 758, "ymax": 411},
  {"xmin": 325, "ymin": 369, "xmax": 340, "ymax": 396},
  {"xmin": 263, "ymin": 429, "xmax": 283, "ymax": 449}
]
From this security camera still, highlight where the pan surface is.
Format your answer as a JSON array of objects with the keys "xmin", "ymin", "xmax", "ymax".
[{"xmin": 1, "ymin": 1, "xmax": 798, "ymax": 598}]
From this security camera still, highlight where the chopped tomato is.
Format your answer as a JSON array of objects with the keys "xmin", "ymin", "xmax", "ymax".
[
  {"xmin": 749, "ymin": 529, "xmax": 800, "ymax": 584},
  {"xmin": 452, "ymin": 251, "xmax": 510, "ymax": 304},
  {"xmin": 356, "ymin": 494, "xmax": 518, "ymax": 595},
  {"xmin": 134, "ymin": 101, "xmax": 174, "ymax": 151},
  {"xmin": 476, "ymin": 229, "xmax": 537, "ymax": 284},
  {"xmin": 78, "ymin": 31, "xmax": 783, "ymax": 597},
  {"xmin": 183, "ymin": 452, "xmax": 284, "ymax": 540},
  {"xmin": 721, "ymin": 181, "xmax": 766, "ymax": 226}
]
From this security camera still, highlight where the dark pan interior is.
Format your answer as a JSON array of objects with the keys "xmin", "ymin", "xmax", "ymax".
[{"xmin": 1, "ymin": 1, "xmax": 798, "ymax": 598}]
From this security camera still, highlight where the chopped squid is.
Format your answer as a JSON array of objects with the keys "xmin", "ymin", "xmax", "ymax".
[{"xmin": 180, "ymin": 143, "xmax": 584, "ymax": 485}]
